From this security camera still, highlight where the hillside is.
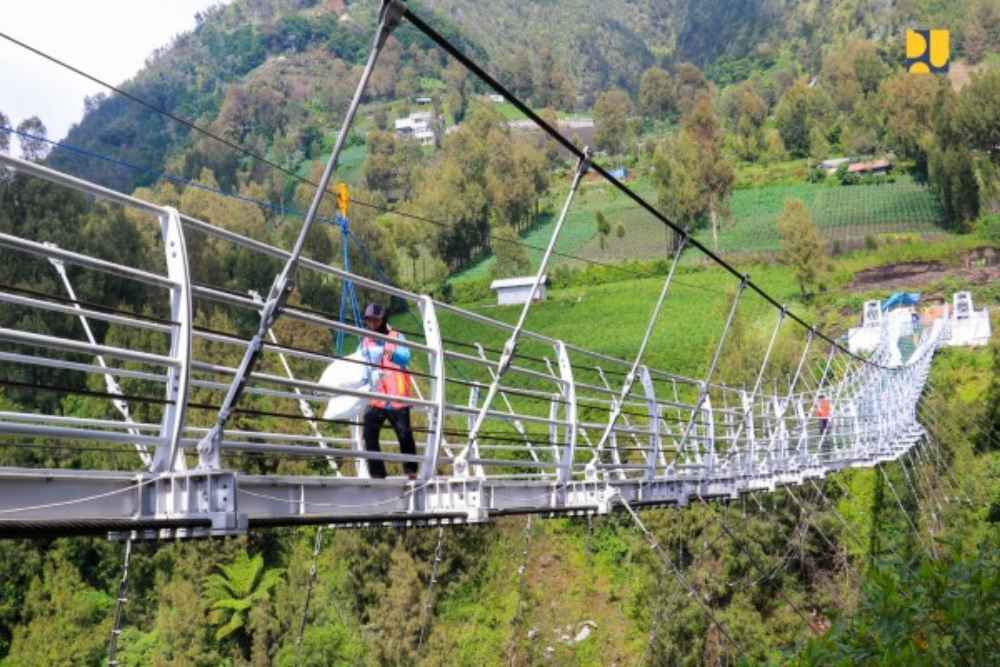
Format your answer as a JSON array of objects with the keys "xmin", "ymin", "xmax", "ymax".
[{"xmin": 47, "ymin": 0, "xmax": 986, "ymax": 193}]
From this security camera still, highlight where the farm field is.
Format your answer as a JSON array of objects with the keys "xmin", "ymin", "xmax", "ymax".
[{"xmin": 453, "ymin": 172, "xmax": 950, "ymax": 281}]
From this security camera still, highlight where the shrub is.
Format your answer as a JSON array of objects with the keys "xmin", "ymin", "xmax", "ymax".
[
  {"xmin": 864, "ymin": 234, "xmax": 878, "ymax": 251},
  {"xmin": 977, "ymin": 213, "xmax": 1000, "ymax": 242}
]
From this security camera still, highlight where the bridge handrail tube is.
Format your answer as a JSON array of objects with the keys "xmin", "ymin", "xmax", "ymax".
[
  {"xmin": 0, "ymin": 351, "xmax": 168, "ymax": 384},
  {"xmin": 0, "ymin": 328, "xmax": 179, "ymax": 368},
  {"xmin": 417, "ymin": 295, "xmax": 447, "ymax": 481},
  {"xmin": 189, "ymin": 359, "xmax": 437, "ymax": 410},
  {"xmin": 0, "ymin": 232, "xmax": 176, "ymax": 289},
  {"xmin": 189, "ymin": 284, "xmax": 434, "ymax": 353},
  {"xmin": 397, "ymin": 4, "xmax": 887, "ymax": 373},
  {"xmin": 157, "ymin": 208, "xmax": 195, "ymax": 472},
  {"xmin": 179, "ymin": 213, "xmax": 420, "ymax": 303},
  {"xmin": 0, "ymin": 412, "xmax": 161, "ymax": 432},
  {"xmin": 0, "ymin": 290, "xmax": 172, "ymax": 334},
  {"xmin": 189, "ymin": 440, "xmax": 429, "ymax": 464},
  {"xmin": 553, "ymin": 340, "xmax": 577, "ymax": 483},
  {"xmin": 0, "ymin": 153, "xmax": 164, "ymax": 215},
  {"xmin": 0, "ymin": 421, "xmax": 166, "ymax": 446}
]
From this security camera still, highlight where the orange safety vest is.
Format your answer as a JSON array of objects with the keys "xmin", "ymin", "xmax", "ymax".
[
  {"xmin": 362, "ymin": 329, "xmax": 412, "ymax": 410},
  {"xmin": 816, "ymin": 397, "xmax": 832, "ymax": 419}
]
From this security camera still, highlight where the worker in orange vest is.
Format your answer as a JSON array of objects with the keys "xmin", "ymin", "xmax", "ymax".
[
  {"xmin": 359, "ymin": 303, "xmax": 417, "ymax": 479},
  {"xmin": 816, "ymin": 393, "xmax": 833, "ymax": 436}
]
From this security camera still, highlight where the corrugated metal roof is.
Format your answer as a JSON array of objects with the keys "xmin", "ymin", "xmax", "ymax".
[{"xmin": 490, "ymin": 275, "xmax": 547, "ymax": 289}]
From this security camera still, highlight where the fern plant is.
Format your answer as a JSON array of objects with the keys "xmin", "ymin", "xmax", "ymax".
[{"xmin": 204, "ymin": 551, "xmax": 282, "ymax": 642}]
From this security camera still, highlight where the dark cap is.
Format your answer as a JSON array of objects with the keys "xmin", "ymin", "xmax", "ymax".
[{"xmin": 364, "ymin": 303, "xmax": 387, "ymax": 320}]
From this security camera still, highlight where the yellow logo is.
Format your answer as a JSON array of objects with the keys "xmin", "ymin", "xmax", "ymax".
[{"xmin": 905, "ymin": 29, "xmax": 949, "ymax": 74}]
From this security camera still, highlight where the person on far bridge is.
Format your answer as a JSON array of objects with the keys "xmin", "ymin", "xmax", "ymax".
[
  {"xmin": 816, "ymin": 393, "xmax": 832, "ymax": 437},
  {"xmin": 359, "ymin": 302, "xmax": 418, "ymax": 480}
]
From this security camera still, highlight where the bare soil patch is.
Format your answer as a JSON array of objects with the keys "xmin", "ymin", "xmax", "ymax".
[{"xmin": 850, "ymin": 248, "xmax": 999, "ymax": 291}]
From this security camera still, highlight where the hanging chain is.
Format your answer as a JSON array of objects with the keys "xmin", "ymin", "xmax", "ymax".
[
  {"xmin": 506, "ymin": 516, "xmax": 535, "ymax": 667},
  {"xmin": 417, "ymin": 525, "xmax": 446, "ymax": 650},
  {"xmin": 297, "ymin": 526, "xmax": 326, "ymax": 648},
  {"xmin": 107, "ymin": 538, "xmax": 133, "ymax": 666}
]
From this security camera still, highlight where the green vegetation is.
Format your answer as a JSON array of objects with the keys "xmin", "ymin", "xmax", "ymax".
[{"xmin": 1, "ymin": 0, "xmax": 999, "ymax": 664}]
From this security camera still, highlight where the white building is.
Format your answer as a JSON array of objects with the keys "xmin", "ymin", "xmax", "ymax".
[
  {"xmin": 394, "ymin": 111, "xmax": 435, "ymax": 146},
  {"xmin": 490, "ymin": 276, "xmax": 547, "ymax": 306}
]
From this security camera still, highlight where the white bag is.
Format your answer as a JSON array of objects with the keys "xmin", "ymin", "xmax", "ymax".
[{"xmin": 319, "ymin": 351, "xmax": 374, "ymax": 420}]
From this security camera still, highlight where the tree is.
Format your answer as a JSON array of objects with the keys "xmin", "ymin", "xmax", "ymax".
[
  {"xmin": 205, "ymin": 551, "xmax": 282, "ymax": 644},
  {"xmin": 962, "ymin": 1, "xmax": 1000, "ymax": 64},
  {"xmin": 774, "ymin": 80, "xmax": 833, "ymax": 157},
  {"xmin": 954, "ymin": 69, "xmax": 1000, "ymax": 158},
  {"xmin": 491, "ymin": 225, "xmax": 531, "ymax": 279},
  {"xmin": 879, "ymin": 71, "xmax": 943, "ymax": 163},
  {"xmin": 673, "ymin": 62, "xmax": 707, "ymax": 117},
  {"xmin": 638, "ymin": 66, "xmax": 673, "ymax": 119},
  {"xmin": 683, "ymin": 93, "xmax": 734, "ymax": 253},
  {"xmin": 809, "ymin": 126, "xmax": 830, "ymax": 162},
  {"xmin": 777, "ymin": 198, "xmax": 826, "ymax": 297},
  {"xmin": 443, "ymin": 60, "xmax": 470, "ymax": 123},
  {"xmin": 595, "ymin": 211, "xmax": 611, "ymax": 250},
  {"xmin": 0, "ymin": 109, "xmax": 9, "ymax": 154},
  {"xmin": 534, "ymin": 48, "xmax": 574, "ymax": 110},
  {"xmin": 503, "ymin": 50, "xmax": 534, "ymax": 100},
  {"xmin": 721, "ymin": 82, "xmax": 768, "ymax": 161},
  {"xmin": 653, "ymin": 131, "xmax": 705, "ymax": 251},
  {"xmin": 16, "ymin": 116, "xmax": 49, "ymax": 162},
  {"xmin": 841, "ymin": 95, "xmax": 883, "ymax": 156},
  {"xmin": 928, "ymin": 146, "xmax": 980, "ymax": 230},
  {"xmin": 593, "ymin": 89, "xmax": 631, "ymax": 155}
]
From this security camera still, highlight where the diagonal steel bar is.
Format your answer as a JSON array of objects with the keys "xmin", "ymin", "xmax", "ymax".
[
  {"xmin": 590, "ymin": 234, "xmax": 689, "ymax": 456},
  {"xmin": 194, "ymin": 0, "xmax": 404, "ymax": 469},
  {"xmin": 729, "ymin": 307, "xmax": 786, "ymax": 472},
  {"xmin": 46, "ymin": 250, "xmax": 152, "ymax": 468},
  {"xmin": 458, "ymin": 151, "xmax": 590, "ymax": 473},
  {"xmin": 674, "ymin": 276, "xmax": 749, "ymax": 462}
]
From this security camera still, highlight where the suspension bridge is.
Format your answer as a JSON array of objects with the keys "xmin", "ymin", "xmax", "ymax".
[{"xmin": 0, "ymin": 0, "xmax": 990, "ymax": 544}]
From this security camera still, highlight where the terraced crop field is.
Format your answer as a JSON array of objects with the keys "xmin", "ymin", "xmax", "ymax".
[{"xmin": 455, "ymin": 173, "xmax": 950, "ymax": 281}]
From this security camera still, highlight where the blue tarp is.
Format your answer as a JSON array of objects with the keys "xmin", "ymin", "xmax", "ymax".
[
  {"xmin": 608, "ymin": 167, "xmax": 628, "ymax": 179},
  {"xmin": 881, "ymin": 292, "xmax": 921, "ymax": 311}
]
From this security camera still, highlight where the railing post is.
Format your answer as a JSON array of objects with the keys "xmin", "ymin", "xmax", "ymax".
[
  {"xmin": 639, "ymin": 366, "xmax": 662, "ymax": 481},
  {"xmin": 152, "ymin": 206, "xmax": 193, "ymax": 473},
  {"xmin": 419, "ymin": 295, "xmax": 446, "ymax": 481},
  {"xmin": 554, "ymin": 341, "xmax": 577, "ymax": 485}
]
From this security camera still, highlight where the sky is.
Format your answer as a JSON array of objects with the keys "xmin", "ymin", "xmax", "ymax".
[{"xmin": 1, "ymin": 1, "xmax": 225, "ymax": 149}]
